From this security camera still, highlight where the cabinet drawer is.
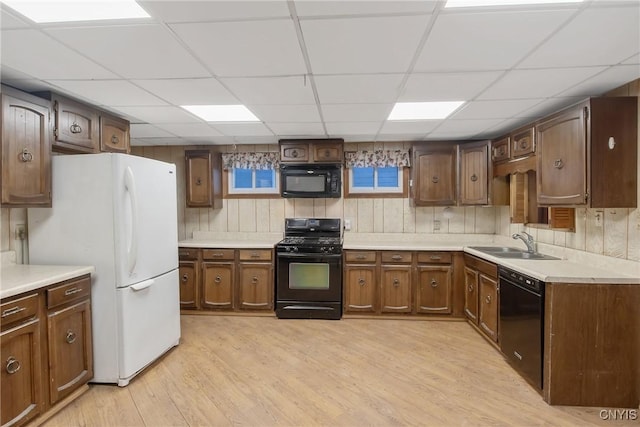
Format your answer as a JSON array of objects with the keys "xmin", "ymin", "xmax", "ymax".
[
  {"xmin": 47, "ymin": 276, "xmax": 91, "ymax": 310},
  {"xmin": 492, "ymin": 137, "xmax": 510, "ymax": 163},
  {"xmin": 238, "ymin": 249, "xmax": 272, "ymax": 261},
  {"xmin": 511, "ymin": 127, "xmax": 535, "ymax": 158},
  {"xmin": 178, "ymin": 247, "xmax": 199, "ymax": 260},
  {"xmin": 202, "ymin": 249, "xmax": 235, "ymax": 261},
  {"xmin": 345, "ymin": 251, "xmax": 376, "ymax": 263},
  {"xmin": 381, "ymin": 251, "xmax": 413, "ymax": 264},
  {"xmin": 416, "ymin": 252, "xmax": 452, "ymax": 264},
  {"xmin": 1, "ymin": 293, "xmax": 39, "ymax": 329}
]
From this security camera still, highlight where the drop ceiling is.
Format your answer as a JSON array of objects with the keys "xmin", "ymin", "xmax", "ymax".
[{"xmin": 1, "ymin": 0, "xmax": 639, "ymax": 146}]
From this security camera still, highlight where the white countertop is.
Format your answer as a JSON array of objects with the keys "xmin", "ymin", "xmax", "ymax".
[
  {"xmin": 179, "ymin": 231, "xmax": 283, "ymax": 249},
  {"xmin": 1, "ymin": 264, "xmax": 95, "ymax": 300}
]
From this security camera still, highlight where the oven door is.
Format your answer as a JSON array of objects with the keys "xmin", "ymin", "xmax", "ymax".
[{"xmin": 276, "ymin": 252, "xmax": 342, "ymax": 302}]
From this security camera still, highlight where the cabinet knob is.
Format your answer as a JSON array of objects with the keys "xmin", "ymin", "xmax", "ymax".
[
  {"xmin": 429, "ymin": 255, "xmax": 441, "ymax": 260},
  {"xmin": 111, "ymin": 135, "xmax": 120, "ymax": 145},
  {"xmin": 323, "ymin": 149, "xmax": 330, "ymax": 158},
  {"xmin": 431, "ymin": 279, "xmax": 438, "ymax": 288},
  {"xmin": 291, "ymin": 150, "xmax": 299, "ymax": 158},
  {"xmin": 358, "ymin": 278, "xmax": 366, "ymax": 286},
  {"xmin": 355, "ymin": 255, "xmax": 366, "ymax": 260},
  {"xmin": 66, "ymin": 330, "xmax": 77, "ymax": 344},
  {"xmin": 195, "ymin": 177, "xmax": 202, "ymax": 186},
  {"xmin": 498, "ymin": 147, "xmax": 505, "ymax": 156},
  {"xmin": 251, "ymin": 276, "xmax": 259, "ymax": 284},
  {"xmin": 468, "ymin": 284, "xmax": 474, "ymax": 292},
  {"xmin": 391, "ymin": 255, "xmax": 403, "ymax": 261},
  {"xmin": 431, "ymin": 176, "xmax": 439, "ymax": 184},
  {"xmin": 470, "ymin": 174, "xmax": 478, "ymax": 182},
  {"xmin": 70, "ymin": 123, "xmax": 82, "ymax": 134},
  {"xmin": 19, "ymin": 148, "xmax": 33, "ymax": 163},
  {"xmin": 182, "ymin": 274, "xmax": 189, "ymax": 282},
  {"xmin": 5, "ymin": 357, "xmax": 20, "ymax": 375},
  {"xmin": 519, "ymin": 139, "xmax": 528, "ymax": 149},
  {"xmin": 214, "ymin": 275, "xmax": 222, "ymax": 283},
  {"xmin": 393, "ymin": 278, "xmax": 399, "ymax": 287},
  {"xmin": 485, "ymin": 295, "xmax": 492, "ymax": 304},
  {"xmin": 553, "ymin": 159, "xmax": 564, "ymax": 169}
]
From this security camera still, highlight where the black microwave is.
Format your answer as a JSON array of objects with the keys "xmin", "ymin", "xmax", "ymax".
[{"xmin": 280, "ymin": 164, "xmax": 341, "ymax": 198}]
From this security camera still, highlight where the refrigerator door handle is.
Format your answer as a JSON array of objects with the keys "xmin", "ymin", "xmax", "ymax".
[
  {"xmin": 124, "ymin": 166, "xmax": 139, "ymax": 275},
  {"xmin": 130, "ymin": 279, "xmax": 154, "ymax": 292}
]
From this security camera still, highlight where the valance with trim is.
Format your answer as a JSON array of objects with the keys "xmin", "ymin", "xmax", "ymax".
[
  {"xmin": 344, "ymin": 149, "xmax": 411, "ymax": 168},
  {"xmin": 221, "ymin": 152, "xmax": 280, "ymax": 170}
]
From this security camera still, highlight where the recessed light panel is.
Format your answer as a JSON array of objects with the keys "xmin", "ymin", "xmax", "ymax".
[
  {"xmin": 387, "ymin": 101, "xmax": 465, "ymax": 120},
  {"xmin": 1, "ymin": 0, "xmax": 150, "ymax": 23},
  {"xmin": 182, "ymin": 105, "xmax": 260, "ymax": 122},
  {"xmin": 445, "ymin": 0, "xmax": 582, "ymax": 7}
]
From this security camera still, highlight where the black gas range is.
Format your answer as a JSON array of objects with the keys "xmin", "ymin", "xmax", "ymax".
[{"xmin": 275, "ymin": 218, "xmax": 343, "ymax": 320}]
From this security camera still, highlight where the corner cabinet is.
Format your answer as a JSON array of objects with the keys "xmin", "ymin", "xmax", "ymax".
[
  {"xmin": 1, "ymin": 88, "xmax": 52, "ymax": 207},
  {"xmin": 536, "ymin": 97, "xmax": 637, "ymax": 208},
  {"xmin": 412, "ymin": 144, "xmax": 457, "ymax": 206},
  {"xmin": 185, "ymin": 150, "xmax": 222, "ymax": 208},
  {"xmin": 463, "ymin": 254, "xmax": 499, "ymax": 345},
  {"xmin": 51, "ymin": 94, "xmax": 100, "ymax": 153}
]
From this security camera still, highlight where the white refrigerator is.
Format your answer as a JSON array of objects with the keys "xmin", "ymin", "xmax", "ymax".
[{"xmin": 29, "ymin": 153, "xmax": 180, "ymax": 386}]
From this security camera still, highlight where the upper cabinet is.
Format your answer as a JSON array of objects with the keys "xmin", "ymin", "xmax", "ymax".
[
  {"xmin": 511, "ymin": 126, "xmax": 535, "ymax": 159},
  {"xmin": 51, "ymin": 94, "xmax": 100, "ymax": 153},
  {"xmin": 1, "ymin": 86, "xmax": 51, "ymax": 207},
  {"xmin": 412, "ymin": 144, "xmax": 457, "ymax": 206},
  {"xmin": 185, "ymin": 149, "xmax": 222, "ymax": 208},
  {"xmin": 537, "ymin": 97, "xmax": 637, "ymax": 208},
  {"xmin": 459, "ymin": 141, "xmax": 489, "ymax": 205},
  {"xmin": 100, "ymin": 113, "xmax": 130, "ymax": 153},
  {"xmin": 279, "ymin": 139, "xmax": 343, "ymax": 163}
]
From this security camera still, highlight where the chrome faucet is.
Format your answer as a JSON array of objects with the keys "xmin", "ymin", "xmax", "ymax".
[{"xmin": 512, "ymin": 231, "xmax": 535, "ymax": 253}]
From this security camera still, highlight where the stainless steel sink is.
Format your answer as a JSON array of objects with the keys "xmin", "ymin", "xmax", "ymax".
[{"xmin": 467, "ymin": 246, "xmax": 560, "ymax": 260}]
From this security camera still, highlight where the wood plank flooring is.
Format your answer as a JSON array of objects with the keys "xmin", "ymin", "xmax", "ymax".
[{"xmin": 42, "ymin": 316, "xmax": 637, "ymax": 427}]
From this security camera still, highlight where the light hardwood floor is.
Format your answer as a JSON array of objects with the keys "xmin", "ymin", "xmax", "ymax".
[{"xmin": 43, "ymin": 315, "xmax": 636, "ymax": 427}]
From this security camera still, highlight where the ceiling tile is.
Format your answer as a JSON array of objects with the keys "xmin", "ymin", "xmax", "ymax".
[
  {"xmin": 519, "ymin": 6, "xmax": 640, "ymax": 69},
  {"xmin": 301, "ymin": 15, "xmax": 428, "ymax": 74},
  {"xmin": 376, "ymin": 133, "xmax": 425, "ymax": 141},
  {"xmin": 379, "ymin": 120, "xmax": 440, "ymax": 134},
  {"xmin": 170, "ymin": 20, "xmax": 306, "ymax": 77},
  {"xmin": 1, "ymin": 8, "xmax": 29, "ymax": 29},
  {"xmin": 249, "ymin": 104, "xmax": 321, "ymax": 122},
  {"xmin": 513, "ymin": 97, "xmax": 584, "ymax": 119},
  {"xmin": 267, "ymin": 122, "xmax": 326, "ymax": 136},
  {"xmin": 321, "ymin": 104, "xmax": 391, "ymax": 122},
  {"xmin": 623, "ymin": 54, "xmax": 640, "ymax": 64},
  {"xmin": 1, "ymin": 29, "xmax": 117, "ymax": 80},
  {"xmin": 154, "ymin": 123, "xmax": 224, "ymax": 137},
  {"xmin": 294, "ymin": 1, "xmax": 437, "ymax": 17},
  {"xmin": 559, "ymin": 65, "xmax": 640, "ymax": 97},
  {"xmin": 113, "ymin": 106, "xmax": 203, "ymax": 123},
  {"xmin": 231, "ymin": 136, "xmax": 279, "ymax": 145},
  {"xmin": 220, "ymin": 76, "xmax": 315, "ymax": 104},
  {"xmin": 131, "ymin": 137, "xmax": 188, "ymax": 146},
  {"xmin": 415, "ymin": 9, "xmax": 575, "ymax": 71},
  {"xmin": 431, "ymin": 118, "xmax": 503, "ymax": 135},
  {"xmin": 45, "ymin": 80, "xmax": 168, "ymax": 106},
  {"xmin": 45, "ymin": 24, "xmax": 210, "ymax": 79},
  {"xmin": 315, "ymin": 74, "xmax": 404, "ymax": 104},
  {"xmin": 325, "ymin": 122, "xmax": 381, "ymax": 135},
  {"xmin": 401, "ymin": 71, "xmax": 503, "ymax": 101},
  {"xmin": 130, "ymin": 124, "xmax": 176, "ymax": 138},
  {"xmin": 132, "ymin": 78, "xmax": 239, "ymax": 105},
  {"xmin": 340, "ymin": 135, "xmax": 378, "ymax": 142},
  {"xmin": 478, "ymin": 67, "xmax": 606, "ymax": 100},
  {"xmin": 482, "ymin": 118, "xmax": 532, "ymax": 139},
  {"xmin": 138, "ymin": 1, "xmax": 290, "ymax": 23},
  {"xmin": 213, "ymin": 122, "xmax": 275, "ymax": 137},
  {"xmin": 451, "ymin": 99, "xmax": 543, "ymax": 120}
]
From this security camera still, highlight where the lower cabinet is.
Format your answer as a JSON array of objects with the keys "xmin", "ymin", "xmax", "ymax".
[
  {"xmin": 1, "ymin": 274, "xmax": 92, "ymax": 427},
  {"xmin": 178, "ymin": 247, "xmax": 273, "ymax": 312},
  {"xmin": 463, "ymin": 254, "xmax": 499, "ymax": 344},
  {"xmin": 343, "ymin": 250, "xmax": 459, "ymax": 317}
]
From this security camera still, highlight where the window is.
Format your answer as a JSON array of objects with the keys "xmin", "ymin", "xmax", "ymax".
[
  {"xmin": 228, "ymin": 167, "xmax": 278, "ymax": 194},
  {"xmin": 349, "ymin": 166, "xmax": 403, "ymax": 194}
]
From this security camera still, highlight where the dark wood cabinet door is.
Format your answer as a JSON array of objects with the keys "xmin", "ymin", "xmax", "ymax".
[
  {"xmin": 185, "ymin": 150, "xmax": 222, "ymax": 208},
  {"xmin": 536, "ymin": 104, "xmax": 587, "ymax": 205},
  {"xmin": 491, "ymin": 136, "xmax": 510, "ymax": 163},
  {"xmin": 1, "ymin": 93, "xmax": 51, "ymax": 207},
  {"xmin": 202, "ymin": 262, "xmax": 234, "ymax": 310},
  {"xmin": 478, "ymin": 274, "xmax": 499, "ymax": 343},
  {"xmin": 100, "ymin": 114, "xmax": 129, "ymax": 153},
  {"xmin": 459, "ymin": 142, "xmax": 488, "ymax": 205},
  {"xmin": 238, "ymin": 263, "xmax": 273, "ymax": 310},
  {"xmin": 344, "ymin": 265, "xmax": 376, "ymax": 313},
  {"xmin": 0, "ymin": 318, "xmax": 43, "ymax": 427},
  {"xmin": 47, "ymin": 299, "xmax": 93, "ymax": 404},
  {"xmin": 380, "ymin": 266, "xmax": 411, "ymax": 313},
  {"xmin": 413, "ymin": 147, "xmax": 456, "ymax": 206},
  {"xmin": 279, "ymin": 143, "xmax": 309, "ymax": 162},
  {"xmin": 179, "ymin": 261, "xmax": 199, "ymax": 309},
  {"xmin": 463, "ymin": 267, "xmax": 479, "ymax": 323},
  {"xmin": 416, "ymin": 265, "xmax": 452, "ymax": 314},
  {"xmin": 311, "ymin": 143, "xmax": 343, "ymax": 162},
  {"xmin": 511, "ymin": 126, "xmax": 535, "ymax": 158},
  {"xmin": 52, "ymin": 95, "xmax": 99, "ymax": 153}
]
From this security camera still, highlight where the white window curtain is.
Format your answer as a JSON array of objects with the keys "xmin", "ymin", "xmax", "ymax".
[
  {"xmin": 344, "ymin": 149, "xmax": 411, "ymax": 168},
  {"xmin": 221, "ymin": 152, "xmax": 280, "ymax": 170}
]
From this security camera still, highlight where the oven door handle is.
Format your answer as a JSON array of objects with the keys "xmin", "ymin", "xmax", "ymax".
[{"xmin": 277, "ymin": 253, "xmax": 342, "ymax": 260}]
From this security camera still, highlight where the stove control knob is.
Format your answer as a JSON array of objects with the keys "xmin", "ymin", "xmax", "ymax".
[{"xmin": 292, "ymin": 246, "xmax": 298, "ymax": 253}]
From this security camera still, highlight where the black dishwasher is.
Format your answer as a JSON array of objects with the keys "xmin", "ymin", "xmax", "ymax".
[{"xmin": 499, "ymin": 266, "xmax": 545, "ymax": 390}]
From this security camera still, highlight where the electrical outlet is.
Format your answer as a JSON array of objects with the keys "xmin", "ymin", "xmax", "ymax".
[
  {"xmin": 344, "ymin": 219, "xmax": 352, "ymax": 231},
  {"xmin": 594, "ymin": 212, "xmax": 603, "ymax": 228},
  {"xmin": 433, "ymin": 220, "xmax": 441, "ymax": 231},
  {"xmin": 15, "ymin": 224, "xmax": 26, "ymax": 240}
]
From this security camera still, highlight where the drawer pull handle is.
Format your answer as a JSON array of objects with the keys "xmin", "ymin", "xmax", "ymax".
[
  {"xmin": 519, "ymin": 140, "xmax": 528, "ymax": 149},
  {"xmin": 251, "ymin": 276, "xmax": 259, "ymax": 284},
  {"xmin": 19, "ymin": 148, "xmax": 33, "ymax": 162},
  {"xmin": 70, "ymin": 123, "xmax": 82, "ymax": 134},
  {"xmin": 553, "ymin": 158, "xmax": 564, "ymax": 169},
  {"xmin": 468, "ymin": 284, "xmax": 474, "ymax": 292},
  {"xmin": 6, "ymin": 357, "xmax": 20, "ymax": 375},
  {"xmin": 498, "ymin": 147, "xmax": 505, "ymax": 156},
  {"xmin": 66, "ymin": 330, "xmax": 77, "ymax": 344},
  {"xmin": 179, "ymin": 251, "xmax": 190, "ymax": 257},
  {"xmin": 250, "ymin": 252, "xmax": 260, "ymax": 258},
  {"xmin": 391, "ymin": 255, "xmax": 403, "ymax": 261},
  {"xmin": 64, "ymin": 287, "xmax": 83, "ymax": 296},
  {"xmin": 214, "ymin": 275, "xmax": 222, "ymax": 284},
  {"xmin": 431, "ymin": 176, "xmax": 439, "ymax": 184},
  {"xmin": 181, "ymin": 274, "xmax": 189, "ymax": 282},
  {"xmin": 1, "ymin": 306, "xmax": 26, "ymax": 318},
  {"xmin": 431, "ymin": 279, "xmax": 438, "ymax": 288},
  {"xmin": 358, "ymin": 278, "xmax": 366, "ymax": 286},
  {"xmin": 429, "ymin": 255, "xmax": 442, "ymax": 260},
  {"xmin": 485, "ymin": 295, "xmax": 492, "ymax": 304},
  {"xmin": 212, "ymin": 253, "xmax": 224, "ymax": 257},
  {"xmin": 470, "ymin": 174, "xmax": 478, "ymax": 182},
  {"xmin": 393, "ymin": 278, "xmax": 399, "ymax": 287},
  {"xmin": 111, "ymin": 135, "xmax": 119, "ymax": 145},
  {"xmin": 355, "ymin": 255, "xmax": 366, "ymax": 260}
]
